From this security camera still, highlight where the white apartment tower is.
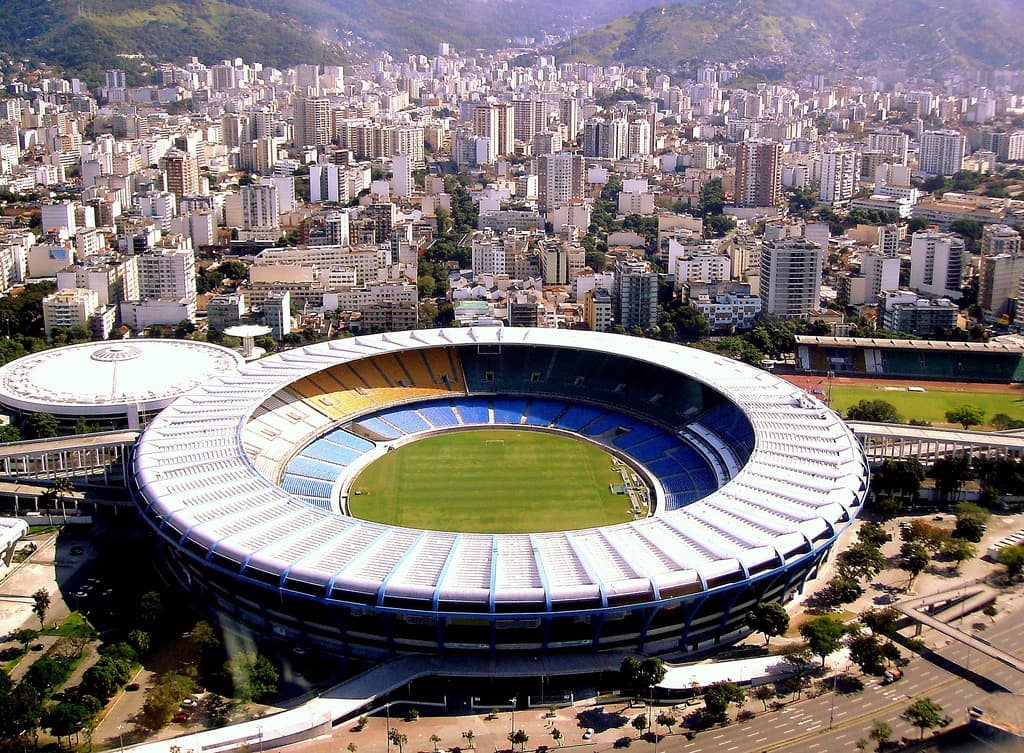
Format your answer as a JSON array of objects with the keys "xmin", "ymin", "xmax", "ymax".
[
  {"xmin": 818, "ymin": 148, "xmax": 860, "ymax": 206},
  {"xmin": 240, "ymin": 183, "xmax": 280, "ymax": 230},
  {"xmin": 559, "ymin": 98, "xmax": 580, "ymax": 141},
  {"xmin": 867, "ymin": 129, "xmax": 910, "ymax": 165},
  {"xmin": 909, "ymin": 231, "xmax": 966, "ymax": 299},
  {"xmin": 918, "ymin": 130, "xmax": 966, "ymax": 177}
]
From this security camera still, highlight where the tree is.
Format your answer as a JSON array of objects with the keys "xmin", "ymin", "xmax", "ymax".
[
  {"xmin": 869, "ymin": 720, "xmax": 893, "ymax": 748},
  {"xmin": 142, "ymin": 673, "xmax": 195, "ymax": 730},
  {"xmin": 619, "ymin": 656, "xmax": 665, "ymax": 705},
  {"xmin": 225, "ymin": 652, "xmax": 278, "ymax": 702},
  {"xmin": 954, "ymin": 501, "xmax": 990, "ymax": 542},
  {"xmin": 998, "ymin": 544, "xmax": 1024, "ymax": 580},
  {"xmin": 44, "ymin": 701, "xmax": 92, "ymax": 748},
  {"xmin": 0, "ymin": 423, "xmax": 20, "ymax": 442},
  {"xmin": 508, "ymin": 729, "xmax": 528, "ymax": 751},
  {"xmin": 836, "ymin": 543, "xmax": 886, "ymax": 581},
  {"xmin": 847, "ymin": 632, "xmax": 887, "ymax": 675},
  {"xmin": 753, "ymin": 685, "xmax": 775, "ymax": 712},
  {"xmin": 127, "ymin": 629, "xmax": 150, "ymax": 656},
  {"xmin": 655, "ymin": 712, "xmax": 676, "ymax": 734},
  {"xmin": 348, "ymin": 744, "xmax": 358, "ymax": 753},
  {"xmin": 939, "ymin": 538, "xmax": 976, "ymax": 571},
  {"xmin": 799, "ymin": 614, "xmax": 847, "ymax": 667},
  {"xmin": 858, "ymin": 522, "xmax": 892, "ymax": 549},
  {"xmin": 551, "ymin": 727, "xmax": 562, "ymax": 746},
  {"xmin": 822, "ymin": 575, "xmax": 863, "ymax": 607},
  {"xmin": 846, "ymin": 399, "xmax": 900, "ymax": 423},
  {"xmin": 389, "ymin": 729, "xmax": 409, "ymax": 753},
  {"xmin": 699, "ymin": 178, "xmax": 726, "ymax": 216},
  {"xmin": 430, "ymin": 734, "xmax": 441, "ymax": 752},
  {"xmin": 945, "ymin": 405, "xmax": 985, "ymax": 429},
  {"xmin": 23, "ymin": 412, "xmax": 59, "ymax": 439},
  {"xmin": 898, "ymin": 541, "xmax": 931, "ymax": 588},
  {"xmin": 139, "ymin": 591, "xmax": 163, "ymax": 629},
  {"xmin": 931, "ymin": 457, "xmax": 971, "ymax": 502},
  {"xmin": 904, "ymin": 698, "xmax": 944, "ymax": 739},
  {"xmin": 861, "ymin": 607, "xmax": 901, "ymax": 639},
  {"xmin": 631, "ymin": 713, "xmax": 648, "ymax": 737},
  {"xmin": 32, "ymin": 588, "xmax": 50, "ymax": 629},
  {"xmin": 702, "ymin": 682, "xmax": 745, "ymax": 721},
  {"xmin": 745, "ymin": 602, "xmax": 789, "ymax": 647}
]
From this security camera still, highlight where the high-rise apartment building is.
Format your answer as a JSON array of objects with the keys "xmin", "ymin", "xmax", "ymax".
[
  {"xmin": 472, "ymin": 103, "xmax": 514, "ymax": 162},
  {"xmin": 818, "ymin": 148, "xmax": 860, "ymax": 206},
  {"xmin": 759, "ymin": 238, "xmax": 823, "ymax": 319},
  {"xmin": 512, "ymin": 99, "xmax": 548, "ymax": 142},
  {"xmin": 240, "ymin": 183, "xmax": 280, "ymax": 230},
  {"xmin": 294, "ymin": 95, "xmax": 333, "ymax": 148},
  {"xmin": 918, "ymin": 130, "xmax": 966, "ymax": 177},
  {"xmin": 536, "ymin": 153, "xmax": 585, "ymax": 213},
  {"xmin": 613, "ymin": 258, "xmax": 658, "ymax": 330},
  {"xmin": 990, "ymin": 132, "xmax": 1024, "ymax": 162},
  {"xmin": 867, "ymin": 129, "xmax": 910, "ymax": 165},
  {"xmin": 559, "ymin": 98, "xmax": 580, "ymax": 142},
  {"xmin": 981, "ymin": 224, "xmax": 1021, "ymax": 257},
  {"xmin": 159, "ymin": 148, "xmax": 199, "ymax": 199},
  {"xmin": 582, "ymin": 118, "xmax": 627, "ymax": 160},
  {"xmin": 909, "ymin": 231, "xmax": 966, "ymax": 299},
  {"xmin": 734, "ymin": 139, "xmax": 782, "ymax": 208}
]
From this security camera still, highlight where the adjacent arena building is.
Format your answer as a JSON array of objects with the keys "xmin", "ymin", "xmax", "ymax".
[
  {"xmin": 0, "ymin": 340, "xmax": 244, "ymax": 430},
  {"xmin": 131, "ymin": 328, "xmax": 869, "ymax": 661}
]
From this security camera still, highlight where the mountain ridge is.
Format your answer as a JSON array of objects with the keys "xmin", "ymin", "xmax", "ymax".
[{"xmin": 551, "ymin": 0, "xmax": 1024, "ymax": 79}]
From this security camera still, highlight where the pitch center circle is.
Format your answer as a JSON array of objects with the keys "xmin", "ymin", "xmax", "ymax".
[{"xmin": 347, "ymin": 428, "xmax": 646, "ymax": 534}]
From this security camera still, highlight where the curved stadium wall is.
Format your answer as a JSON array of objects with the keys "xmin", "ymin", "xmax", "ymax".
[{"xmin": 131, "ymin": 328, "xmax": 869, "ymax": 660}]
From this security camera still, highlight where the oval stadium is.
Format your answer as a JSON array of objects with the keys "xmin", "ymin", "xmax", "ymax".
[{"xmin": 131, "ymin": 328, "xmax": 869, "ymax": 661}]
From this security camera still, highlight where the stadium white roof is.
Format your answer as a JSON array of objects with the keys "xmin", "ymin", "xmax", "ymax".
[
  {"xmin": 0, "ymin": 340, "xmax": 244, "ymax": 420},
  {"xmin": 133, "ymin": 328, "xmax": 869, "ymax": 613}
]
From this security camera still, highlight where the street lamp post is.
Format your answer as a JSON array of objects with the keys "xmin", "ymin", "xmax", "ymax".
[
  {"xmin": 117, "ymin": 724, "xmax": 124, "ymax": 753},
  {"xmin": 258, "ymin": 725, "xmax": 263, "ymax": 753},
  {"xmin": 510, "ymin": 696, "xmax": 517, "ymax": 740},
  {"xmin": 386, "ymin": 702, "xmax": 391, "ymax": 753}
]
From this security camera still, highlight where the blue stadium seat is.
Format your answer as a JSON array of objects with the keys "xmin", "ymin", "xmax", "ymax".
[
  {"xmin": 280, "ymin": 475, "xmax": 334, "ymax": 499},
  {"xmin": 583, "ymin": 413, "xmax": 630, "ymax": 437},
  {"xmin": 418, "ymin": 402, "xmax": 461, "ymax": 428},
  {"xmin": 354, "ymin": 416, "xmax": 402, "ymax": 439},
  {"xmin": 323, "ymin": 429, "xmax": 375, "ymax": 453},
  {"xmin": 492, "ymin": 397, "xmax": 529, "ymax": 425},
  {"xmin": 377, "ymin": 407, "xmax": 431, "ymax": 434},
  {"xmin": 301, "ymin": 441, "xmax": 361, "ymax": 466},
  {"xmin": 524, "ymin": 399, "xmax": 565, "ymax": 426},
  {"xmin": 456, "ymin": 397, "xmax": 491, "ymax": 424},
  {"xmin": 554, "ymin": 404, "xmax": 605, "ymax": 432},
  {"xmin": 286, "ymin": 456, "xmax": 343, "ymax": 481}
]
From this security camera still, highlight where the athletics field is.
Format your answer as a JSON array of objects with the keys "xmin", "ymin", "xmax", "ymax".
[{"xmin": 782, "ymin": 375, "xmax": 1024, "ymax": 429}]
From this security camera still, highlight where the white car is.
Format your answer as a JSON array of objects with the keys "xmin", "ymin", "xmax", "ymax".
[{"xmin": 582, "ymin": 729, "xmax": 594, "ymax": 740}]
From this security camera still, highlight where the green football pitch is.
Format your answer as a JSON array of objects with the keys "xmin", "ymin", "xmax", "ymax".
[{"xmin": 348, "ymin": 429, "xmax": 633, "ymax": 533}]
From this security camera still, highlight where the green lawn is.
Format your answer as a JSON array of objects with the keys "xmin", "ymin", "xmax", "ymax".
[
  {"xmin": 348, "ymin": 429, "xmax": 633, "ymax": 533},
  {"xmin": 828, "ymin": 383, "xmax": 1024, "ymax": 428}
]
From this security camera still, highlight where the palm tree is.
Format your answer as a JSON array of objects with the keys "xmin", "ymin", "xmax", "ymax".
[{"xmin": 46, "ymin": 476, "xmax": 75, "ymax": 520}]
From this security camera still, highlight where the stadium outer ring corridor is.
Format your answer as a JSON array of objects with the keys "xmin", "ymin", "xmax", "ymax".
[{"xmin": 131, "ymin": 327, "xmax": 869, "ymax": 661}]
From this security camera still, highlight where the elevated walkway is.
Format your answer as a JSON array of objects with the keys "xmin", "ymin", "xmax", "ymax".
[{"xmin": 894, "ymin": 584, "xmax": 1024, "ymax": 675}]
